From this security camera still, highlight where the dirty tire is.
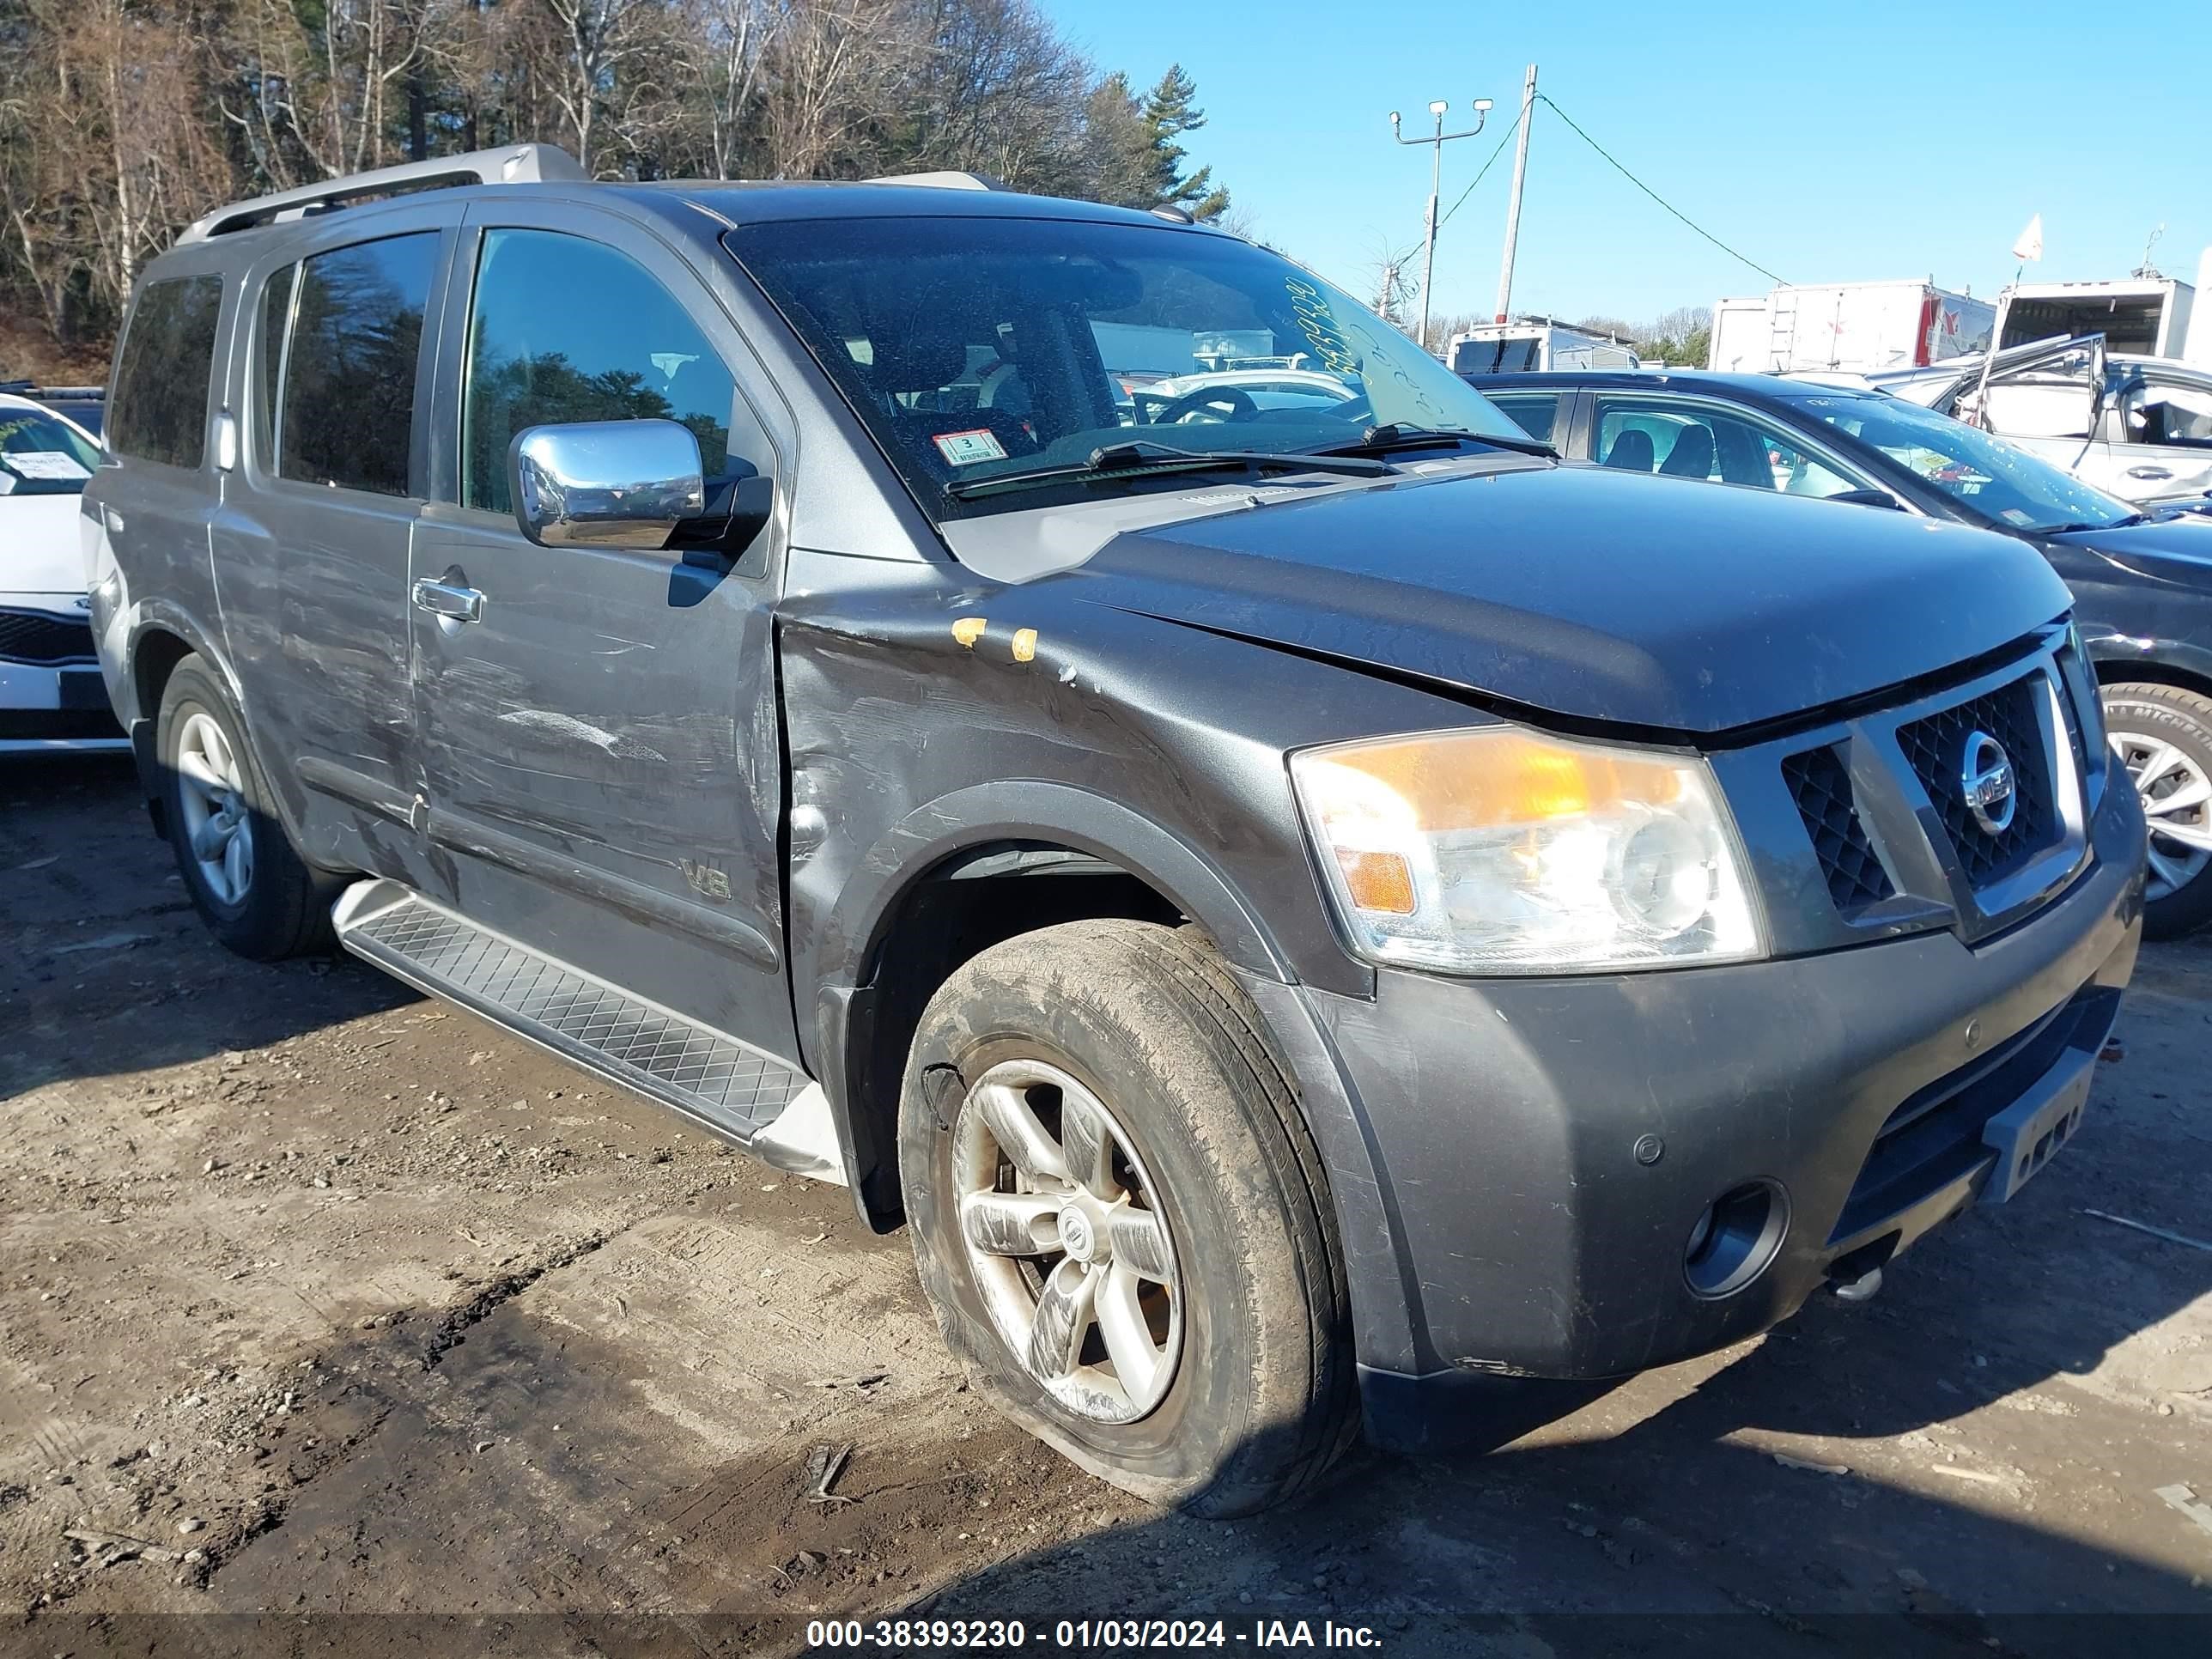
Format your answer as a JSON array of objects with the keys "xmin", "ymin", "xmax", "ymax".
[
  {"xmin": 2103, "ymin": 682, "xmax": 2212, "ymax": 939},
  {"xmin": 900, "ymin": 919, "xmax": 1356, "ymax": 1517},
  {"xmin": 157, "ymin": 653, "xmax": 339, "ymax": 960}
]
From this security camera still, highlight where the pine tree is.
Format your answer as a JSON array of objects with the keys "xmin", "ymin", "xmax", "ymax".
[{"xmin": 1139, "ymin": 64, "xmax": 1229, "ymax": 221}]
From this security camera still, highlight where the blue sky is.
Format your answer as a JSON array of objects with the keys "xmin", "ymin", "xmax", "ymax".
[{"xmin": 1042, "ymin": 0, "xmax": 2212, "ymax": 329}]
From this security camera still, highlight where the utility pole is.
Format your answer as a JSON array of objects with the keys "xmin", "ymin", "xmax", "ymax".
[
  {"xmin": 1493, "ymin": 63, "xmax": 1538, "ymax": 324},
  {"xmin": 1391, "ymin": 94, "xmax": 1492, "ymax": 355}
]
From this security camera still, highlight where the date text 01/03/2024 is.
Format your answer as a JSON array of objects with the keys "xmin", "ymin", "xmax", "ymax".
[{"xmin": 805, "ymin": 1618, "xmax": 1387, "ymax": 1649}]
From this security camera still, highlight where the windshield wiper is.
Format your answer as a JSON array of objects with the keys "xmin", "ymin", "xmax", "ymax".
[
  {"xmin": 945, "ymin": 441, "xmax": 1397, "ymax": 501},
  {"xmin": 2041, "ymin": 514, "xmax": 2147, "ymax": 534},
  {"xmin": 1306, "ymin": 422, "xmax": 1559, "ymax": 460}
]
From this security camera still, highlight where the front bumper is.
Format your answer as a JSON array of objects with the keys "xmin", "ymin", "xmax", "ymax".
[
  {"xmin": 1290, "ymin": 755, "xmax": 2143, "ymax": 1445},
  {"xmin": 0, "ymin": 656, "xmax": 127, "ymax": 751}
]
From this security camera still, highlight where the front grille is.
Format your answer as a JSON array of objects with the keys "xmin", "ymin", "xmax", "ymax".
[
  {"xmin": 1896, "ymin": 673, "xmax": 2055, "ymax": 888},
  {"xmin": 1782, "ymin": 744, "xmax": 1893, "ymax": 917},
  {"xmin": 0, "ymin": 608, "xmax": 94, "ymax": 665},
  {"xmin": 1828, "ymin": 983, "xmax": 2119, "ymax": 1243}
]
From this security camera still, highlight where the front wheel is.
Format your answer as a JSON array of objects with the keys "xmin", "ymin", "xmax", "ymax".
[
  {"xmin": 2104, "ymin": 682, "xmax": 2212, "ymax": 939},
  {"xmin": 899, "ymin": 920, "xmax": 1356, "ymax": 1516}
]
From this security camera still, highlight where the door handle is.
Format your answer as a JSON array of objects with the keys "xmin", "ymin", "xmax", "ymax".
[
  {"xmin": 2127, "ymin": 465, "xmax": 2174, "ymax": 481},
  {"xmin": 411, "ymin": 577, "xmax": 483, "ymax": 623}
]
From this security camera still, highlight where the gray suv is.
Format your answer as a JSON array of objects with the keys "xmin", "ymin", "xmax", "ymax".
[{"xmin": 86, "ymin": 145, "xmax": 2144, "ymax": 1516}]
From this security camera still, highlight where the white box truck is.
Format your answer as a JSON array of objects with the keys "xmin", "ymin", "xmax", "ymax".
[
  {"xmin": 1705, "ymin": 279, "xmax": 1994, "ymax": 374},
  {"xmin": 1448, "ymin": 320, "xmax": 1641, "ymax": 375},
  {"xmin": 1994, "ymin": 273, "xmax": 2197, "ymax": 362}
]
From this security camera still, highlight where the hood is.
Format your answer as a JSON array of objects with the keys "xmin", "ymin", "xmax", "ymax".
[
  {"xmin": 1063, "ymin": 466, "xmax": 2072, "ymax": 736},
  {"xmin": 2048, "ymin": 514, "xmax": 2212, "ymax": 599},
  {"xmin": 0, "ymin": 492, "xmax": 92, "ymax": 600}
]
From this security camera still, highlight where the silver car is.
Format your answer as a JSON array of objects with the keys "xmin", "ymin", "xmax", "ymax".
[{"xmin": 1875, "ymin": 333, "xmax": 2212, "ymax": 508}]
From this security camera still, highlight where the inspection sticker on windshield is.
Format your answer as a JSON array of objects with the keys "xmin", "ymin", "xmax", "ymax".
[{"xmin": 933, "ymin": 428, "xmax": 1006, "ymax": 465}]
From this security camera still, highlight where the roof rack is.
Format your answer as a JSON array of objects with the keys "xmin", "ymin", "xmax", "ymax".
[
  {"xmin": 864, "ymin": 169, "xmax": 1005, "ymax": 191},
  {"xmin": 178, "ymin": 143, "xmax": 588, "ymax": 244}
]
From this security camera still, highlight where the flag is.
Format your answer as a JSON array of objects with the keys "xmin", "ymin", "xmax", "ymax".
[{"xmin": 2012, "ymin": 215, "xmax": 2045, "ymax": 263}]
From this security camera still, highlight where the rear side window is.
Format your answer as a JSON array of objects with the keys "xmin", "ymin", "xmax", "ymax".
[
  {"xmin": 281, "ymin": 234, "xmax": 440, "ymax": 495},
  {"xmin": 460, "ymin": 228, "xmax": 737, "ymax": 514},
  {"xmin": 1593, "ymin": 396, "xmax": 1861, "ymax": 499},
  {"xmin": 1490, "ymin": 392, "xmax": 1559, "ymax": 444},
  {"xmin": 2134, "ymin": 378, "xmax": 2212, "ymax": 448},
  {"xmin": 109, "ymin": 274, "xmax": 223, "ymax": 468},
  {"xmin": 257, "ymin": 264, "xmax": 295, "ymax": 466}
]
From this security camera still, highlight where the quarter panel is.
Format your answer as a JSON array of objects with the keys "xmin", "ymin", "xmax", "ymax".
[{"xmin": 777, "ymin": 545, "xmax": 1482, "ymax": 1030}]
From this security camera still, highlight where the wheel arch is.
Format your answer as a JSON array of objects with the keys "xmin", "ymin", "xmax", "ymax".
[
  {"xmin": 122, "ymin": 608, "xmax": 240, "ymax": 833},
  {"xmin": 2085, "ymin": 639, "xmax": 2212, "ymax": 698},
  {"xmin": 810, "ymin": 782, "xmax": 1310, "ymax": 1231}
]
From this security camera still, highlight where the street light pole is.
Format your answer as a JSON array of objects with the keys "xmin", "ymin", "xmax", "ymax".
[{"xmin": 1391, "ymin": 94, "xmax": 1492, "ymax": 355}]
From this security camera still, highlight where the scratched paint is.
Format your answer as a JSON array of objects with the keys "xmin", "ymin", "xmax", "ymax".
[{"xmin": 498, "ymin": 708, "xmax": 669, "ymax": 763}]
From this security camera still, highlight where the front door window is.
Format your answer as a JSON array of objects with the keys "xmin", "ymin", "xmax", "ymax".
[
  {"xmin": 1592, "ymin": 398, "xmax": 1862, "ymax": 498},
  {"xmin": 461, "ymin": 228, "xmax": 740, "ymax": 514}
]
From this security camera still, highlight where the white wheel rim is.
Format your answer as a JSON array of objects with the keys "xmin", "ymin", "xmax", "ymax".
[
  {"xmin": 951, "ymin": 1059, "xmax": 1184, "ymax": 1423},
  {"xmin": 2109, "ymin": 726, "xmax": 2212, "ymax": 902},
  {"xmin": 175, "ymin": 711, "xmax": 255, "ymax": 908}
]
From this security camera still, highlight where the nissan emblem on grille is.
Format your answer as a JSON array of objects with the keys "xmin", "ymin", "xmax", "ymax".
[{"xmin": 1960, "ymin": 731, "xmax": 2016, "ymax": 836}]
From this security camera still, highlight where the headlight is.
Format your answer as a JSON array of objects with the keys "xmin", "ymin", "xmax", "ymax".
[
  {"xmin": 1290, "ymin": 726, "xmax": 1765, "ymax": 975},
  {"xmin": 2060, "ymin": 622, "xmax": 2107, "ymax": 756}
]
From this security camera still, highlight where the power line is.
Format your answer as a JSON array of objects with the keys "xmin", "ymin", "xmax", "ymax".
[
  {"xmin": 1536, "ymin": 94, "xmax": 1786, "ymax": 286},
  {"xmin": 1436, "ymin": 109, "xmax": 1522, "ymax": 232}
]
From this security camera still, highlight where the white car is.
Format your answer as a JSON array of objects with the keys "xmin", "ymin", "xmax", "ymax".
[
  {"xmin": 0, "ymin": 392, "xmax": 124, "ymax": 751},
  {"xmin": 1128, "ymin": 368, "xmax": 1357, "ymax": 423},
  {"xmin": 1873, "ymin": 334, "xmax": 2212, "ymax": 508}
]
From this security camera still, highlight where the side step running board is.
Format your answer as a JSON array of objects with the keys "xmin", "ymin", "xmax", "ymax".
[{"xmin": 331, "ymin": 878, "xmax": 845, "ymax": 1184}]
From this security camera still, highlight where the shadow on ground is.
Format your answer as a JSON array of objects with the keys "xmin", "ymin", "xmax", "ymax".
[{"xmin": 0, "ymin": 754, "xmax": 416, "ymax": 1103}]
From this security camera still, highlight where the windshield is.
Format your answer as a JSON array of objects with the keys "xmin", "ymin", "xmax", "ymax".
[
  {"xmin": 1786, "ymin": 390, "xmax": 2137, "ymax": 533},
  {"xmin": 0, "ymin": 406, "xmax": 100, "ymax": 496},
  {"xmin": 1450, "ymin": 337, "xmax": 1540, "ymax": 374},
  {"xmin": 727, "ymin": 215, "xmax": 1524, "ymax": 517}
]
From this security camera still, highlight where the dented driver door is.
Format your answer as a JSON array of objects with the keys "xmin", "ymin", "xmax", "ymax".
[{"xmin": 405, "ymin": 202, "xmax": 799, "ymax": 1071}]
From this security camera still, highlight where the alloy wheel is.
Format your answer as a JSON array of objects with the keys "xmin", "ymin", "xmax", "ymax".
[
  {"xmin": 951, "ymin": 1059, "xmax": 1183, "ymax": 1423},
  {"xmin": 175, "ymin": 710, "xmax": 255, "ymax": 907},
  {"xmin": 2110, "ymin": 727, "xmax": 2212, "ymax": 902}
]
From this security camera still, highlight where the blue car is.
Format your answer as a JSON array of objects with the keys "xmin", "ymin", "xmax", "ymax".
[{"xmin": 1480, "ymin": 368, "xmax": 2212, "ymax": 937}]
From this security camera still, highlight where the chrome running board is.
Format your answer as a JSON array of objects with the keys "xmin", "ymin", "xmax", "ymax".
[{"xmin": 331, "ymin": 878, "xmax": 845, "ymax": 1184}]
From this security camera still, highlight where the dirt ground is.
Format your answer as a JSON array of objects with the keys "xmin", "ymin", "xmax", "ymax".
[{"xmin": 3, "ymin": 753, "xmax": 2210, "ymax": 1658}]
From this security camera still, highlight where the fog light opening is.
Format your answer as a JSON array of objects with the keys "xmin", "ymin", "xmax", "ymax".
[{"xmin": 1684, "ymin": 1180, "xmax": 1789, "ymax": 1300}]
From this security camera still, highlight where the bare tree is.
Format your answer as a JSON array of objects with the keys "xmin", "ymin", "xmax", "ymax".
[
  {"xmin": 1362, "ymin": 236, "xmax": 1422, "ymax": 328},
  {"xmin": 1650, "ymin": 303, "xmax": 1712, "ymax": 342},
  {"xmin": 0, "ymin": 0, "xmax": 1243, "ymax": 348},
  {"xmin": 757, "ymin": 0, "xmax": 909, "ymax": 179},
  {"xmin": 1, "ymin": 0, "xmax": 228, "ymax": 318},
  {"xmin": 219, "ymin": 0, "xmax": 452, "ymax": 185},
  {"xmin": 538, "ymin": 0, "xmax": 674, "ymax": 174},
  {"xmin": 672, "ymin": 0, "xmax": 779, "ymax": 178},
  {"xmin": 896, "ymin": 0, "xmax": 1086, "ymax": 191}
]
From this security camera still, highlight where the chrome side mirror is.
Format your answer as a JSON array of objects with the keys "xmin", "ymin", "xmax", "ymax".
[{"xmin": 509, "ymin": 419, "xmax": 705, "ymax": 550}]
